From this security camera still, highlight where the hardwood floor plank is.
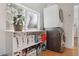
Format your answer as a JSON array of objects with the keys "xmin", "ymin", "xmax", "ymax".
[{"xmin": 40, "ymin": 48, "xmax": 77, "ymax": 56}]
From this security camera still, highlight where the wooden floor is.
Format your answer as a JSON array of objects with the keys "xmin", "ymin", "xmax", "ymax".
[{"xmin": 40, "ymin": 48, "xmax": 77, "ymax": 56}]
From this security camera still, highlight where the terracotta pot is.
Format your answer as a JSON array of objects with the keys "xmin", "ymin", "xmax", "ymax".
[{"xmin": 14, "ymin": 24, "xmax": 23, "ymax": 31}]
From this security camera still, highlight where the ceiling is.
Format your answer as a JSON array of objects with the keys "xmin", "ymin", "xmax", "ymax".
[{"xmin": 21, "ymin": 3, "xmax": 79, "ymax": 11}]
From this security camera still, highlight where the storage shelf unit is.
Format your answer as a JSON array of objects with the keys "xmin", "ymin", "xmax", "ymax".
[
  {"xmin": 5, "ymin": 3, "xmax": 46, "ymax": 56},
  {"xmin": 5, "ymin": 30, "xmax": 45, "ymax": 56}
]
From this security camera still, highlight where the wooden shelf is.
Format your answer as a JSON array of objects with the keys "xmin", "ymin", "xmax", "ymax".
[{"xmin": 13, "ymin": 41, "xmax": 42, "ymax": 52}]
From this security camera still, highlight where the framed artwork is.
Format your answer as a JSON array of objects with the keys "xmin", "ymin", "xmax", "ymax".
[{"xmin": 25, "ymin": 10, "xmax": 40, "ymax": 30}]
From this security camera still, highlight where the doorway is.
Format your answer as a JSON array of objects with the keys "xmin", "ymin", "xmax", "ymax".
[{"xmin": 73, "ymin": 5, "xmax": 79, "ymax": 55}]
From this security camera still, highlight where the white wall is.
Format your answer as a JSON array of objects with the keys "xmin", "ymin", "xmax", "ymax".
[
  {"xmin": 74, "ymin": 5, "xmax": 79, "ymax": 55},
  {"xmin": 73, "ymin": 5, "xmax": 79, "ymax": 55},
  {"xmin": 77, "ymin": 5, "xmax": 79, "ymax": 56},
  {"xmin": 61, "ymin": 4, "xmax": 74, "ymax": 48},
  {"xmin": 73, "ymin": 5, "xmax": 79, "ymax": 56},
  {"xmin": 0, "ymin": 3, "xmax": 6, "ymax": 55},
  {"xmin": 73, "ymin": 6, "xmax": 79, "ymax": 38}
]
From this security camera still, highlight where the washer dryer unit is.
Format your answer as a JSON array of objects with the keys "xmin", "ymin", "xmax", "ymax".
[
  {"xmin": 46, "ymin": 27, "xmax": 65, "ymax": 52},
  {"xmin": 44, "ymin": 5, "xmax": 65, "ymax": 52}
]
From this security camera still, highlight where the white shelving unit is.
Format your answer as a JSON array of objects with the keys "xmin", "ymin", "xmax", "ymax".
[
  {"xmin": 5, "ymin": 3, "xmax": 45, "ymax": 56},
  {"xmin": 5, "ymin": 30, "xmax": 44, "ymax": 33},
  {"xmin": 5, "ymin": 30, "xmax": 45, "ymax": 56}
]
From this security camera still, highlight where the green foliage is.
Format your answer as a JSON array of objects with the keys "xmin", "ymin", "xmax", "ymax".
[
  {"xmin": 42, "ymin": 42, "xmax": 45, "ymax": 47},
  {"xmin": 13, "ymin": 15, "xmax": 24, "ymax": 25}
]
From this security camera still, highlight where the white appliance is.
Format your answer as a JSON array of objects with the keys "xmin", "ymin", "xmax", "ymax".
[{"xmin": 44, "ymin": 5, "xmax": 64, "ymax": 28}]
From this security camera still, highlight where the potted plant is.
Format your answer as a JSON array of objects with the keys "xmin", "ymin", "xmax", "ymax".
[{"xmin": 13, "ymin": 15, "xmax": 24, "ymax": 31}]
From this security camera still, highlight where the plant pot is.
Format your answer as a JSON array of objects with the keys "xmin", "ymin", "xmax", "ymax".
[{"xmin": 14, "ymin": 24, "xmax": 23, "ymax": 31}]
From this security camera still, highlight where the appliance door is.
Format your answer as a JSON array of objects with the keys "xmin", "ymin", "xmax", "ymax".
[
  {"xmin": 60, "ymin": 32, "xmax": 65, "ymax": 52},
  {"xmin": 44, "ymin": 5, "xmax": 62, "ymax": 28},
  {"xmin": 47, "ymin": 29, "xmax": 61, "ymax": 52},
  {"xmin": 55, "ymin": 27, "xmax": 65, "ymax": 52}
]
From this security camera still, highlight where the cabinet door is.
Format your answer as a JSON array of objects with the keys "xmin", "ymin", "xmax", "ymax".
[{"xmin": 44, "ymin": 5, "xmax": 63, "ymax": 28}]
